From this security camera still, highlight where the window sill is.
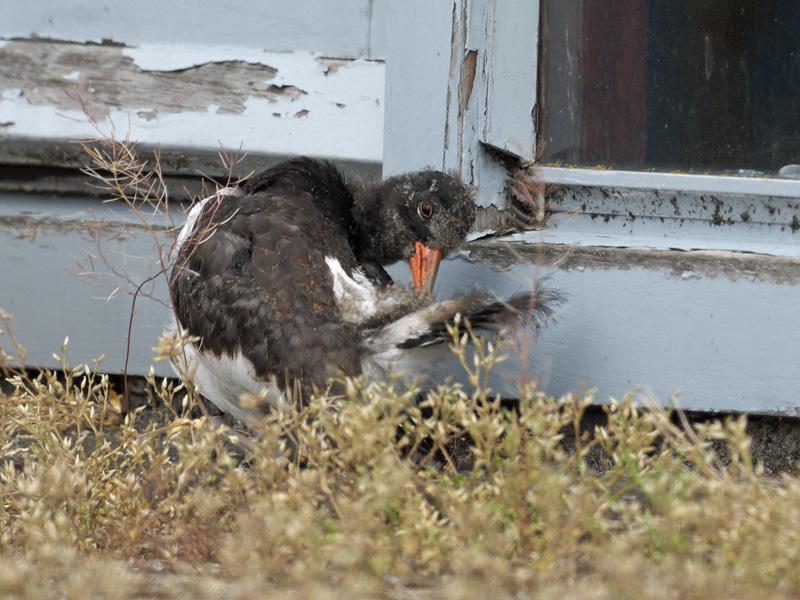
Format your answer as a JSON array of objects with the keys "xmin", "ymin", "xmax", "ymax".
[{"xmin": 538, "ymin": 166, "xmax": 800, "ymax": 200}]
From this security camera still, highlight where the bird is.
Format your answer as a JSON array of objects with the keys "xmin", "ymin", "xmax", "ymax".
[{"xmin": 168, "ymin": 157, "xmax": 559, "ymax": 424}]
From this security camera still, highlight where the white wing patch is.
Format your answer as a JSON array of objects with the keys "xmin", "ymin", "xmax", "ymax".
[
  {"xmin": 325, "ymin": 256, "xmax": 381, "ymax": 323},
  {"xmin": 324, "ymin": 256, "xmax": 417, "ymax": 325}
]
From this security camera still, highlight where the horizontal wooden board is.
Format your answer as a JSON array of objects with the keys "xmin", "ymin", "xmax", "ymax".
[
  {"xmin": 1, "ymin": 0, "xmax": 387, "ymax": 59},
  {"xmin": 2, "ymin": 191, "xmax": 799, "ymax": 417},
  {"xmin": 0, "ymin": 39, "xmax": 385, "ymax": 165}
]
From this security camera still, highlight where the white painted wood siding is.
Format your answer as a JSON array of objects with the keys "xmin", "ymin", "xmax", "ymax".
[
  {"xmin": 2, "ymin": 0, "xmax": 387, "ymax": 58},
  {"xmin": 1, "ymin": 1, "xmax": 386, "ymax": 167},
  {"xmin": 2, "ymin": 0, "xmax": 800, "ymax": 419}
]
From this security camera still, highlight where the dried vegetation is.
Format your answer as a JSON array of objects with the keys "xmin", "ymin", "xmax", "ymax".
[
  {"xmin": 1, "ymin": 310, "xmax": 800, "ymax": 599},
  {"xmin": 0, "ymin": 132, "xmax": 796, "ymax": 598}
]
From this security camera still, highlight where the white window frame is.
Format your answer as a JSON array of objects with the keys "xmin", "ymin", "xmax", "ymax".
[{"xmin": 538, "ymin": 167, "xmax": 800, "ymax": 200}]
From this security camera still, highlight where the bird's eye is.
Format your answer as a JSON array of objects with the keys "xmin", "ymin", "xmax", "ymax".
[{"xmin": 417, "ymin": 200, "xmax": 434, "ymax": 220}]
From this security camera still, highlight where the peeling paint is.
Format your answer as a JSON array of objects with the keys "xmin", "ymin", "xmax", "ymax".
[
  {"xmin": 461, "ymin": 50, "xmax": 478, "ymax": 107},
  {"xmin": 319, "ymin": 58, "xmax": 349, "ymax": 76},
  {"xmin": 441, "ymin": 1, "xmax": 459, "ymax": 160},
  {"xmin": 1, "ymin": 40, "xmax": 291, "ymax": 115},
  {"xmin": 547, "ymin": 184, "xmax": 800, "ymax": 242},
  {"xmin": 539, "ymin": 166, "xmax": 800, "ymax": 200},
  {"xmin": 2, "ymin": 88, "xmax": 23, "ymax": 100},
  {"xmin": 1, "ymin": 1, "xmax": 387, "ymax": 59},
  {"xmin": 480, "ymin": 0, "xmax": 539, "ymax": 163},
  {"xmin": 0, "ymin": 39, "xmax": 384, "ymax": 163},
  {"xmin": 122, "ymin": 44, "xmax": 279, "ymax": 72},
  {"xmin": 466, "ymin": 240, "xmax": 800, "ymax": 285},
  {"xmin": 421, "ymin": 252, "xmax": 800, "ymax": 414},
  {"xmin": 136, "ymin": 110, "xmax": 157, "ymax": 121}
]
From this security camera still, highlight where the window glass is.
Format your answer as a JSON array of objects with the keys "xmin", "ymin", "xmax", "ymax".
[{"xmin": 539, "ymin": 1, "xmax": 800, "ymax": 176}]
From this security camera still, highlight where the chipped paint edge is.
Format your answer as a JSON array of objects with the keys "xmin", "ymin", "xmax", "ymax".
[
  {"xmin": 1, "ymin": 42, "xmax": 385, "ymax": 163},
  {"xmin": 539, "ymin": 166, "xmax": 800, "ymax": 200}
]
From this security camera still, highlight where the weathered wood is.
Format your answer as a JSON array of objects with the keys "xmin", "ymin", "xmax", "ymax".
[
  {"xmin": 481, "ymin": 0, "xmax": 539, "ymax": 162},
  {"xmin": 1, "ymin": 40, "xmax": 290, "ymax": 116},
  {"xmin": 525, "ymin": 184, "xmax": 800, "ymax": 257},
  {"xmin": 467, "ymin": 241, "xmax": 800, "ymax": 286},
  {"xmin": 2, "ymin": 0, "xmax": 387, "ymax": 59},
  {"xmin": 382, "ymin": 0, "xmax": 454, "ymax": 177},
  {"xmin": 538, "ymin": 166, "xmax": 800, "ymax": 200},
  {"xmin": 0, "ymin": 193, "xmax": 173, "ymax": 379},
  {"xmin": 3, "ymin": 2, "xmax": 800, "ymax": 421},
  {"xmin": 0, "ymin": 40, "xmax": 385, "ymax": 165},
  {"xmin": 418, "ymin": 251, "xmax": 800, "ymax": 417},
  {"xmin": 0, "ymin": 139, "xmax": 382, "ymax": 199},
  {"xmin": 383, "ymin": 0, "xmax": 517, "ymax": 207},
  {"xmin": 3, "ymin": 191, "xmax": 800, "ymax": 417}
]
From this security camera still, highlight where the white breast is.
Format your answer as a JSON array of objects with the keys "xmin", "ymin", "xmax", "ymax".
[{"xmin": 171, "ymin": 333, "xmax": 285, "ymax": 425}]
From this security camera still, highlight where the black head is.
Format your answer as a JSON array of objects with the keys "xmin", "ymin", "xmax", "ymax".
[{"xmin": 352, "ymin": 170, "xmax": 476, "ymax": 265}]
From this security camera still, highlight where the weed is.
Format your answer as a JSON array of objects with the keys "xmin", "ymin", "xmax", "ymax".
[{"xmin": 0, "ymin": 315, "xmax": 798, "ymax": 598}]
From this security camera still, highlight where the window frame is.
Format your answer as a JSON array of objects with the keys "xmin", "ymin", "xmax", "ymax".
[
  {"xmin": 532, "ymin": 2, "xmax": 800, "ymax": 203},
  {"xmin": 537, "ymin": 166, "xmax": 800, "ymax": 200}
]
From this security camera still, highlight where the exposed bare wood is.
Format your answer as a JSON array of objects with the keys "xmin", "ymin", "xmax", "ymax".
[
  {"xmin": 0, "ymin": 40, "xmax": 385, "ymax": 165},
  {"xmin": 0, "ymin": 40, "xmax": 295, "ymax": 117}
]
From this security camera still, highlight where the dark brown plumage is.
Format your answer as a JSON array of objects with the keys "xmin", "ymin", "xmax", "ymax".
[{"xmin": 169, "ymin": 157, "xmax": 560, "ymax": 421}]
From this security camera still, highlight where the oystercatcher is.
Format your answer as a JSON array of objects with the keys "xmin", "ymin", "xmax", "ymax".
[{"xmin": 169, "ymin": 157, "xmax": 558, "ymax": 423}]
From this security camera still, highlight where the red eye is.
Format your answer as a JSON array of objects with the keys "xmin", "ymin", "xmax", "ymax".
[{"xmin": 418, "ymin": 201, "xmax": 434, "ymax": 219}]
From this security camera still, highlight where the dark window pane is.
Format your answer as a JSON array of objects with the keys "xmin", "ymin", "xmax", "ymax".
[{"xmin": 539, "ymin": 0, "xmax": 800, "ymax": 176}]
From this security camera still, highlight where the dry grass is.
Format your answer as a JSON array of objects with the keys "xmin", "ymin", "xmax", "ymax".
[
  {"xmin": 0, "ymin": 131, "xmax": 794, "ymax": 597},
  {"xmin": 0, "ymin": 312, "xmax": 799, "ymax": 599}
]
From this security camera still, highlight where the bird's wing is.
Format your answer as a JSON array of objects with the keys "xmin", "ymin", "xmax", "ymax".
[
  {"xmin": 170, "ymin": 189, "xmax": 363, "ymax": 402},
  {"xmin": 359, "ymin": 261, "xmax": 394, "ymax": 287},
  {"xmin": 361, "ymin": 286, "xmax": 564, "ymax": 378}
]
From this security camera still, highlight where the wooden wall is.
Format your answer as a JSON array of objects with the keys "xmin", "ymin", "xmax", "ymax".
[{"xmin": 2, "ymin": 0, "xmax": 800, "ymax": 417}]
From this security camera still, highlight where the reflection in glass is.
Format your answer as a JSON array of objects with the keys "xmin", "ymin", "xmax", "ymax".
[{"xmin": 539, "ymin": 1, "xmax": 800, "ymax": 176}]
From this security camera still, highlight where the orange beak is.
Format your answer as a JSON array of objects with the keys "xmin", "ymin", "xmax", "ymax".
[{"xmin": 409, "ymin": 241, "xmax": 443, "ymax": 293}]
